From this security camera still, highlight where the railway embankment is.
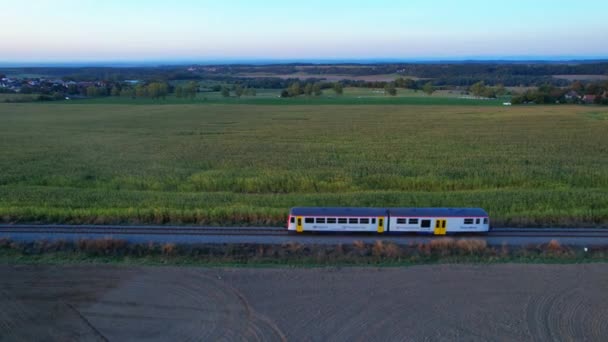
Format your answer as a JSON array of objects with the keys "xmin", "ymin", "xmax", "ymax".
[{"xmin": 1, "ymin": 237, "xmax": 607, "ymax": 266}]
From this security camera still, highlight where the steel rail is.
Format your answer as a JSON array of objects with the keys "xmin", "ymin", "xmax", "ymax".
[{"xmin": 0, "ymin": 225, "xmax": 607, "ymax": 238}]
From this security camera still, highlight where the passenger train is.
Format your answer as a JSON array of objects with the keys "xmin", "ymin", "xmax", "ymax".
[{"xmin": 287, "ymin": 207, "xmax": 489, "ymax": 235}]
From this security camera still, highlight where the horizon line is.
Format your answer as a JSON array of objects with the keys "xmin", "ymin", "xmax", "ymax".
[{"xmin": 1, "ymin": 56, "xmax": 608, "ymax": 68}]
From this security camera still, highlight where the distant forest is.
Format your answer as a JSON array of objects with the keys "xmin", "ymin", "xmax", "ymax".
[
  {"xmin": 2, "ymin": 62, "xmax": 608, "ymax": 105},
  {"xmin": 2, "ymin": 62, "xmax": 608, "ymax": 87}
]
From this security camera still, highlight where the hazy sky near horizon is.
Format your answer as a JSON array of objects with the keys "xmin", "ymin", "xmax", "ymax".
[{"xmin": 3, "ymin": 0, "xmax": 608, "ymax": 62}]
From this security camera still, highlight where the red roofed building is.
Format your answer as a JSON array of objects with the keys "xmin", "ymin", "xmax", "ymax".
[{"xmin": 582, "ymin": 95, "xmax": 596, "ymax": 103}]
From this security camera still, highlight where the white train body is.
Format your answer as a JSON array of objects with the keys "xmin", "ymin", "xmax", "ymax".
[
  {"xmin": 287, "ymin": 208, "xmax": 389, "ymax": 233},
  {"xmin": 287, "ymin": 207, "xmax": 489, "ymax": 235}
]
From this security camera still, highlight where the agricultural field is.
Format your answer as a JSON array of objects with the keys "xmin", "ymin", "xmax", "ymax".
[
  {"xmin": 0, "ymin": 93, "xmax": 39, "ymax": 102},
  {"xmin": 1, "ymin": 264, "xmax": 607, "ymax": 340},
  {"xmin": 238, "ymin": 72, "xmax": 416, "ymax": 82},
  {"xmin": 75, "ymin": 87, "xmax": 504, "ymax": 106},
  {"xmin": 0, "ymin": 103, "xmax": 607, "ymax": 226}
]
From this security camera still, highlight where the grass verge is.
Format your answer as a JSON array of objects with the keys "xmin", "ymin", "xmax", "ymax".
[{"xmin": 0, "ymin": 238, "xmax": 606, "ymax": 267}]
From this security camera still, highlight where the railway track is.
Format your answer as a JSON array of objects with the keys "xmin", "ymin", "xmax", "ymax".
[
  {"xmin": 0, "ymin": 225, "xmax": 286, "ymax": 236},
  {"xmin": 489, "ymin": 228, "xmax": 608, "ymax": 238},
  {"xmin": 0, "ymin": 225, "xmax": 607, "ymax": 238}
]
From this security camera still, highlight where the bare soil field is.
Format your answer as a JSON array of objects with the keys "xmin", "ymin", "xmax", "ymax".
[{"xmin": 1, "ymin": 264, "xmax": 606, "ymax": 341}]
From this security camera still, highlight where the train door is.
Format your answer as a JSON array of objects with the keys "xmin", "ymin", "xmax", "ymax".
[
  {"xmin": 296, "ymin": 216, "xmax": 303, "ymax": 233},
  {"xmin": 377, "ymin": 217, "xmax": 385, "ymax": 233},
  {"xmin": 434, "ymin": 219, "xmax": 447, "ymax": 235}
]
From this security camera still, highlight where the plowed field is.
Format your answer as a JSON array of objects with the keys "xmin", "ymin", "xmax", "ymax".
[{"xmin": 1, "ymin": 264, "xmax": 606, "ymax": 341}]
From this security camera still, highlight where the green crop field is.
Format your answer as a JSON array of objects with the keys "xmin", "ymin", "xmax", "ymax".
[
  {"xmin": 69, "ymin": 87, "xmax": 505, "ymax": 106},
  {"xmin": 0, "ymin": 93, "xmax": 39, "ymax": 102},
  {"xmin": 0, "ymin": 103, "xmax": 607, "ymax": 227}
]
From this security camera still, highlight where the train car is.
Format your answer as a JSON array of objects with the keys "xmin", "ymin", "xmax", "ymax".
[
  {"xmin": 287, "ymin": 207, "xmax": 489, "ymax": 235},
  {"xmin": 287, "ymin": 207, "xmax": 389, "ymax": 233},
  {"xmin": 387, "ymin": 208, "xmax": 489, "ymax": 235}
]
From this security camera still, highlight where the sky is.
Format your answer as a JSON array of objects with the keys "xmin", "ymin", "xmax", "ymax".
[{"xmin": 2, "ymin": 0, "xmax": 608, "ymax": 63}]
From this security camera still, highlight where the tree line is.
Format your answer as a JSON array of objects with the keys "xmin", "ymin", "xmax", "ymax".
[
  {"xmin": 279, "ymin": 81, "xmax": 327, "ymax": 97},
  {"xmin": 4, "ymin": 62, "xmax": 606, "ymax": 88},
  {"xmin": 512, "ymin": 81, "xmax": 608, "ymax": 105},
  {"xmin": 276, "ymin": 78, "xmax": 443, "ymax": 97}
]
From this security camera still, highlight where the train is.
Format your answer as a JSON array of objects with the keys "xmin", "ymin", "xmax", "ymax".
[{"xmin": 287, "ymin": 207, "xmax": 489, "ymax": 235}]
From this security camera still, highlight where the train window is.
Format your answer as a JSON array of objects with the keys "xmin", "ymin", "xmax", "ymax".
[
  {"xmin": 421, "ymin": 220, "xmax": 431, "ymax": 228},
  {"xmin": 360, "ymin": 218, "xmax": 370, "ymax": 224},
  {"xmin": 290, "ymin": 217, "xmax": 295, "ymax": 223},
  {"xmin": 483, "ymin": 218, "xmax": 488, "ymax": 224},
  {"xmin": 397, "ymin": 218, "xmax": 406, "ymax": 224},
  {"xmin": 338, "ymin": 218, "xmax": 347, "ymax": 224},
  {"xmin": 409, "ymin": 218, "xmax": 418, "ymax": 224},
  {"xmin": 442, "ymin": 220, "xmax": 446, "ymax": 228},
  {"xmin": 476, "ymin": 218, "xmax": 480, "ymax": 224},
  {"xmin": 464, "ymin": 218, "xmax": 474, "ymax": 224},
  {"xmin": 349, "ymin": 218, "xmax": 358, "ymax": 224},
  {"xmin": 327, "ymin": 218, "xmax": 337, "ymax": 224},
  {"xmin": 372, "ymin": 218, "xmax": 376, "ymax": 224},
  {"xmin": 316, "ymin": 218, "xmax": 325, "ymax": 224},
  {"xmin": 305, "ymin": 218, "xmax": 314, "ymax": 223}
]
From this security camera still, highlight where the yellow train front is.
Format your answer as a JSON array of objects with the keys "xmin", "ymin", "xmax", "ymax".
[{"xmin": 287, "ymin": 207, "xmax": 489, "ymax": 235}]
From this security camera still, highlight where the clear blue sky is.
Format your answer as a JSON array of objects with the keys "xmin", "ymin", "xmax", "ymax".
[{"xmin": 3, "ymin": 0, "xmax": 608, "ymax": 62}]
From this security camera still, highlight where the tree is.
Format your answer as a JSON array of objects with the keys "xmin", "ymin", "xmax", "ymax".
[
  {"xmin": 571, "ymin": 81, "xmax": 584, "ymax": 92},
  {"xmin": 67, "ymin": 84, "xmax": 79, "ymax": 95},
  {"xmin": 394, "ymin": 77, "xmax": 415, "ymax": 89},
  {"xmin": 147, "ymin": 83, "xmax": 161, "ymax": 99},
  {"xmin": 235, "ymin": 85, "xmax": 244, "ymax": 98},
  {"xmin": 312, "ymin": 82, "xmax": 322, "ymax": 96},
  {"xmin": 111, "ymin": 86, "xmax": 120, "ymax": 97},
  {"xmin": 586, "ymin": 83, "xmax": 602, "ymax": 95},
  {"xmin": 184, "ymin": 81, "xmax": 198, "ymax": 99},
  {"xmin": 482, "ymin": 88, "xmax": 497, "ymax": 98},
  {"xmin": 495, "ymin": 84, "xmax": 507, "ymax": 96},
  {"xmin": 304, "ymin": 83, "xmax": 313, "ymax": 96},
  {"xmin": 422, "ymin": 82, "xmax": 435, "ymax": 95},
  {"xmin": 175, "ymin": 86, "xmax": 183, "ymax": 98},
  {"xmin": 394, "ymin": 77, "xmax": 405, "ymax": 88},
  {"xmin": 594, "ymin": 95, "xmax": 604, "ymax": 105},
  {"xmin": 333, "ymin": 82, "xmax": 343, "ymax": 95},
  {"xmin": 20, "ymin": 86, "xmax": 33, "ymax": 94},
  {"xmin": 120, "ymin": 88, "xmax": 135, "ymax": 98},
  {"xmin": 98, "ymin": 86, "xmax": 108, "ymax": 96},
  {"xmin": 469, "ymin": 81, "xmax": 486, "ymax": 97},
  {"xmin": 221, "ymin": 86, "xmax": 230, "ymax": 97},
  {"xmin": 245, "ymin": 87, "xmax": 256, "ymax": 96},
  {"xmin": 384, "ymin": 83, "xmax": 397, "ymax": 96},
  {"xmin": 404, "ymin": 78, "xmax": 416, "ymax": 89},
  {"xmin": 138, "ymin": 82, "xmax": 168, "ymax": 99},
  {"xmin": 288, "ymin": 81, "xmax": 301, "ymax": 97},
  {"xmin": 534, "ymin": 91, "xmax": 550, "ymax": 104},
  {"xmin": 86, "ymin": 86, "xmax": 99, "ymax": 97},
  {"xmin": 158, "ymin": 83, "xmax": 168, "ymax": 99},
  {"xmin": 511, "ymin": 95, "xmax": 524, "ymax": 105},
  {"xmin": 135, "ymin": 84, "xmax": 147, "ymax": 98}
]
